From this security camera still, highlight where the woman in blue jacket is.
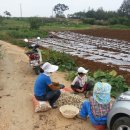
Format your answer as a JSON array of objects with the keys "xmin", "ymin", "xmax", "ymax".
[
  {"xmin": 34, "ymin": 62, "xmax": 61, "ymax": 108},
  {"xmin": 79, "ymin": 82, "xmax": 111, "ymax": 129}
]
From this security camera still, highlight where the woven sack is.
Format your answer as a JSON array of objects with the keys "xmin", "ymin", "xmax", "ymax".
[{"xmin": 32, "ymin": 96, "xmax": 51, "ymax": 112}]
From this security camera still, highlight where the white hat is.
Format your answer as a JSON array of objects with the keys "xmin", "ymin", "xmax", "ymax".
[
  {"xmin": 78, "ymin": 67, "xmax": 88, "ymax": 74},
  {"xmin": 24, "ymin": 38, "xmax": 28, "ymax": 42},
  {"xmin": 41, "ymin": 62, "xmax": 58, "ymax": 73}
]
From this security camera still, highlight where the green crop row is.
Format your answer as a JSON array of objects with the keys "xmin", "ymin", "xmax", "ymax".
[{"xmin": 41, "ymin": 49, "xmax": 77, "ymax": 71}]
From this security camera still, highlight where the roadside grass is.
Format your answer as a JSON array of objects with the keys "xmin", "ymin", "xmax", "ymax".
[
  {"xmin": 40, "ymin": 23, "xmax": 93, "ymax": 31},
  {"xmin": 0, "ymin": 18, "xmax": 48, "ymax": 47},
  {"xmin": 0, "ymin": 44, "xmax": 3, "ymax": 59},
  {"xmin": 0, "ymin": 45, "xmax": 1, "ymax": 56},
  {"xmin": 108, "ymin": 24, "xmax": 130, "ymax": 30},
  {"xmin": 1, "ymin": 18, "xmax": 29, "ymax": 29}
]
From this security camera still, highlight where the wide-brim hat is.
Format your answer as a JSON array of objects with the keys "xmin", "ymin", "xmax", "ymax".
[
  {"xmin": 93, "ymin": 82, "xmax": 111, "ymax": 104},
  {"xmin": 77, "ymin": 67, "xmax": 88, "ymax": 74},
  {"xmin": 41, "ymin": 62, "xmax": 58, "ymax": 73}
]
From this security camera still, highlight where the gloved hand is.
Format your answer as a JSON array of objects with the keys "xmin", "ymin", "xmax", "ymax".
[
  {"xmin": 52, "ymin": 82, "xmax": 59, "ymax": 86},
  {"xmin": 59, "ymin": 84, "xmax": 65, "ymax": 89}
]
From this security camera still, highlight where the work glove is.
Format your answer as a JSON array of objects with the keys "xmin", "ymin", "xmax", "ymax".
[{"xmin": 59, "ymin": 84, "xmax": 65, "ymax": 89}]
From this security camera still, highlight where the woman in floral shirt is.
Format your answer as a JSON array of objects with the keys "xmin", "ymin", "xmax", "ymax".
[{"xmin": 79, "ymin": 82, "xmax": 112, "ymax": 130}]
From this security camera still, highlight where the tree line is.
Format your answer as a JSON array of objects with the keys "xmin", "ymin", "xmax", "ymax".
[
  {"xmin": 52, "ymin": 0, "xmax": 130, "ymax": 26},
  {"xmin": 69, "ymin": 0, "xmax": 130, "ymax": 19},
  {"xmin": 68, "ymin": 0, "xmax": 130, "ymax": 26},
  {"xmin": 0, "ymin": 0, "xmax": 130, "ymax": 28}
]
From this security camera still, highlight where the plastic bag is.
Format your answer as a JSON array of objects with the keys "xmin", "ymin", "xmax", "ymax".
[{"xmin": 32, "ymin": 96, "xmax": 51, "ymax": 112}]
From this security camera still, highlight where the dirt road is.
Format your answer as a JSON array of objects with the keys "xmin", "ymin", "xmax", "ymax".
[{"xmin": 0, "ymin": 41, "xmax": 95, "ymax": 130}]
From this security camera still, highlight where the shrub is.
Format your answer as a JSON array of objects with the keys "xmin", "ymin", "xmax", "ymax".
[
  {"xmin": 95, "ymin": 20, "xmax": 108, "ymax": 25},
  {"xmin": 108, "ymin": 17, "xmax": 119, "ymax": 25},
  {"xmin": 65, "ymin": 71, "xmax": 77, "ymax": 81},
  {"xmin": 82, "ymin": 18, "xmax": 95, "ymax": 25},
  {"xmin": 41, "ymin": 49, "xmax": 77, "ymax": 71},
  {"xmin": 118, "ymin": 17, "xmax": 130, "ymax": 26},
  {"xmin": 66, "ymin": 69, "xmax": 129, "ymax": 97},
  {"xmin": 7, "ymin": 29, "xmax": 48, "ymax": 39},
  {"xmin": 29, "ymin": 17, "xmax": 42, "ymax": 30},
  {"xmin": 92, "ymin": 70, "xmax": 129, "ymax": 97},
  {"xmin": 0, "ymin": 15, "xmax": 3, "ymax": 23}
]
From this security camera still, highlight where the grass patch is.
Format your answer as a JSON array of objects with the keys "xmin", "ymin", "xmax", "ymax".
[{"xmin": 108, "ymin": 24, "xmax": 130, "ymax": 30}]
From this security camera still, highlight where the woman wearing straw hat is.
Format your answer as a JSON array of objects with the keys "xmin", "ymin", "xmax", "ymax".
[
  {"xmin": 34, "ymin": 62, "xmax": 61, "ymax": 108},
  {"xmin": 78, "ymin": 82, "xmax": 112, "ymax": 130}
]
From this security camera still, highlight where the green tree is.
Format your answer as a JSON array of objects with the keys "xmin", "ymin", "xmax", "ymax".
[
  {"xmin": 86, "ymin": 9, "xmax": 96, "ymax": 18},
  {"xmin": 118, "ymin": 0, "xmax": 130, "ymax": 18},
  {"xmin": 82, "ymin": 18, "xmax": 95, "ymax": 25},
  {"xmin": 53, "ymin": 3, "xmax": 69, "ymax": 18},
  {"xmin": 95, "ymin": 8, "xmax": 107, "ymax": 20},
  {"xmin": 68, "ymin": 11, "xmax": 86, "ymax": 19},
  {"xmin": 4, "ymin": 11, "xmax": 11, "ymax": 17}
]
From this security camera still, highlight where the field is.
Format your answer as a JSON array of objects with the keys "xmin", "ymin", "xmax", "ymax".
[
  {"xmin": 72, "ymin": 29, "xmax": 130, "ymax": 42},
  {"xmin": 0, "ymin": 18, "xmax": 130, "ymax": 130},
  {"xmin": 73, "ymin": 29, "xmax": 130, "ymax": 85},
  {"xmin": 0, "ymin": 18, "xmax": 129, "ymax": 84},
  {"xmin": 37, "ymin": 29, "xmax": 130, "ymax": 85}
]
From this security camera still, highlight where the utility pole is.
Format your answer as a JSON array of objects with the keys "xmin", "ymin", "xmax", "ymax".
[
  {"xmin": 52, "ymin": 8, "xmax": 53, "ymax": 17},
  {"xmin": 20, "ymin": 4, "xmax": 22, "ymax": 17}
]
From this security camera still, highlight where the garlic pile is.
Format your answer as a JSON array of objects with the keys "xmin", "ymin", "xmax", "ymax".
[{"xmin": 56, "ymin": 92, "xmax": 85, "ymax": 109}]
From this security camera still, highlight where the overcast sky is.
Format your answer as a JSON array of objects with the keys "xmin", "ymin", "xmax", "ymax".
[{"xmin": 0, "ymin": 0, "xmax": 124, "ymax": 17}]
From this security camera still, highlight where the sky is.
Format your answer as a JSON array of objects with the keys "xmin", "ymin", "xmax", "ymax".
[{"xmin": 0, "ymin": 0, "xmax": 124, "ymax": 17}]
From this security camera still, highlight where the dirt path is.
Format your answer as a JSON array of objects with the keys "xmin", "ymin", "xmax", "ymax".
[{"xmin": 0, "ymin": 41, "xmax": 95, "ymax": 130}]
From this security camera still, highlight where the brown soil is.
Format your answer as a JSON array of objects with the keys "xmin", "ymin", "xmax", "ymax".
[
  {"xmin": 0, "ymin": 41, "xmax": 95, "ymax": 130},
  {"xmin": 71, "ymin": 29, "xmax": 130, "ymax": 85},
  {"xmin": 72, "ymin": 29, "xmax": 130, "ymax": 42}
]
